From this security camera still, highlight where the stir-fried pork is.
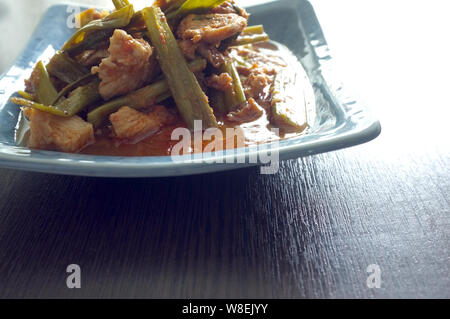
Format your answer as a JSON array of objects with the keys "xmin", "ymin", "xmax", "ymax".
[
  {"xmin": 206, "ymin": 73, "xmax": 233, "ymax": 91},
  {"xmin": 177, "ymin": 13, "xmax": 247, "ymax": 44},
  {"xmin": 109, "ymin": 106, "xmax": 173, "ymax": 141},
  {"xmin": 24, "ymin": 108, "xmax": 95, "ymax": 153},
  {"xmin": 211, "ymin": 0, "xmax": 250, "ymax": 19},
  {"xmin": 226, "ymin": 98, "xmax": 264, "ymax": 123},
  {"xmin": 92, "ymin": 29, "xmax": 153, "ymax": 101}
]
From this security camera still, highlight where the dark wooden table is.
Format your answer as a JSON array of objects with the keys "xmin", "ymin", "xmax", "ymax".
[{"xmin": 0, "ymin": 0, "xmax": 449, "ymax": 299}]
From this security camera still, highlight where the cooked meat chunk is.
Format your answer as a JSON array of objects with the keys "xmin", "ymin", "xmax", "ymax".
[
  {"xmin": 177, "ymin": 13, "xmax": 247, "ymax": 44},
  {"xmin": 197, "ymin": 43, "xmax": 226, "ymax": 68},
  {"xmin": 206, "ymin": 73, "xmax": 233, "ymax": 91},
  {"xmin": 233, "ymin": 47, "xmax": 286, "ymax": 71},
  {"xmin": 23, "ymin": 108, "xmax": 95, "ymax": 153},
  {"xmin": 110, "ymin": 106, "xmax": 173, "ymax": 142},
  {"xmin": 227, "ymin": 98, "xmax": 264, "ymax": 123},
  {"xmin": 211, "ymin": 1, "xmax": 237, "ymax": 14},
  {"xmin": 92, "ymin": 29, "xmax": 153, "ymax": 101},
  {"xmin": 77, "ymin": 8, "xmax": 109, "ymax": 28},
  {"xmin": 24, "ymin": 66, "xmax": 41, "ymax": 94},
  {"xmin": 232, "ymin": 47, "xmax": 285, "ymax": 102},
  {"xmin": 178, "ymin": 41, "xmax": 226, "ymax": 68},
  {"xmin": 211, "ymin": 0, "xmax": 250, "ymax": 19},
  {"xmin": 178, "ymin": 40, "xmax": 198, "ymax": 60},
  {"xmin": 244, "ymin": 71, "xmax": 272, "ymax": 100}
]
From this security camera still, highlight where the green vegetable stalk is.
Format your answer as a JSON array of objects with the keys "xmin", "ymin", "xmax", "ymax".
[
  {"xmin": 163, "ymin": 0, "xmax": 186, "ymax": 13},
  {"xmin": 34, "ymin": 61, "xmax": 58, "ymax": 106},
  {"xmin": 232, "ymin": 25, "xmax": 270, "ymax": 46},
  {"xmin": 10, "ymin": 97, "xmax": 69, "ymax": 117},
  {"xmin": 210, "ymin": 90, "xmax": 227, "ymax": 114},
  {"xmin": 87, "ymin": 81, "xmax": 169, "ymax": 129},
  {"xmin": 232, "ymin": 34, "xmax": 270, "ymax": 46},
  {"xmin": 166, "ymin": 0, "xmax": 226, "ymax": 21},
  {"xmin": 220, "ymin": 60, "xmax": 247, "ymax": 112},
  {"xmin": 144, "ymin": 6, "xmax": 217, "ymax": 130},
  {"xmin": 18, "ymin": 91, "xmax": 35, "ymax": 101},
  {"xmin": 51, "ymin": 73, "xmax": 96, "ymax": 105},
  {"xmin": 55, "ymin": 80, "xmax": 102, "ymax": 116},
  {"xmin": 11, "ymin": 80, "xmax": 101, "ymax": 117},
  {"xmin": 112, "ymin": 0, "xmax": 130, "ymax": 10},
  {"xmin": 271, "ymin": 68, "xmax": 309, "ymax": 132},
  {"xmin": 64, "ymin": 29, "xmax": 114, "ymax": 57}
]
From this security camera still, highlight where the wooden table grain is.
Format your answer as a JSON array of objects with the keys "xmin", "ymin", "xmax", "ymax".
[{"xmin": 0, "ymin": 0, "xmax": 449, "ymax": 299}]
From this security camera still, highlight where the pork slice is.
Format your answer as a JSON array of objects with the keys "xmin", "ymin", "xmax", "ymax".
[
  {"xmin": 226, "ymin": 98, "xmax": 264, "ymax": 123},
  {"xmin": 109, "ymin": 106, "xmax": 173, "ymax": 142},
  {"xmin": 211, "ymin": 0, "xmax": 250, "ymax": 19},
  {"xmin": 206, "ymin": 73, "xmax": 233, "ymax": 91},
  {"xmin": 177, "ymin": 13, "xmax": 247, "ymax": 44},
  {"xmin": 244, "ymin": 71, "xmax": 272, "ymax": 100},
  {"xmin": 23, "ymin": 108, "xmax": 95, "ymax": 153},
  {"xmin": 178, "ymin": 40, "xmax": 199, "ymax": 60},
  {"xmin": 92, "ymin": 29, "xmax": 153, "ymax": 101},
  {"xmin": 197, "ymin": 43, "xmax": 226, "ymax": 68}
]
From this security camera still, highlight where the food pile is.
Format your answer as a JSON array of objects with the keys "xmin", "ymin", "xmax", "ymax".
[{"xmin": 11, "ymin": 0, "xmax": 309, "ymax": 154}]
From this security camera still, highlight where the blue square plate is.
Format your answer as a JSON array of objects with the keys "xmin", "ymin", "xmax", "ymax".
[{"xmin": 0, "ymin": 0, "xmax": 380, "ymax": 177}]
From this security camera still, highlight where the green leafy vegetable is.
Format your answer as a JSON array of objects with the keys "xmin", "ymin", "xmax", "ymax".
[
  {"xmin": 34, "ymin": 61, "xmax": 58, "ymax": 106},
  {"xmin": 168, "ymin": 0, "xmax": 227, "ymax": 20},
  {"xmin": 55, "ymin": 80, "xmax": 101, "ymax": 116},
  {"xmin": 46, "ymin": 52, "xmax": 90, "ymax": 84},
  {"xmin": 62, "ymin": 4, "xmax": 134, "ymax": 50},
  {"xmin": 18, "ymin": 91, "xmax": 35, "ymax": 101},
  {"xmin": 220, "ymin": 60, "xmax": 246, "ymax": 112},
  {"xmin": 11, "ymin": 81, "xmax": 101, "ymax": 117}
]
